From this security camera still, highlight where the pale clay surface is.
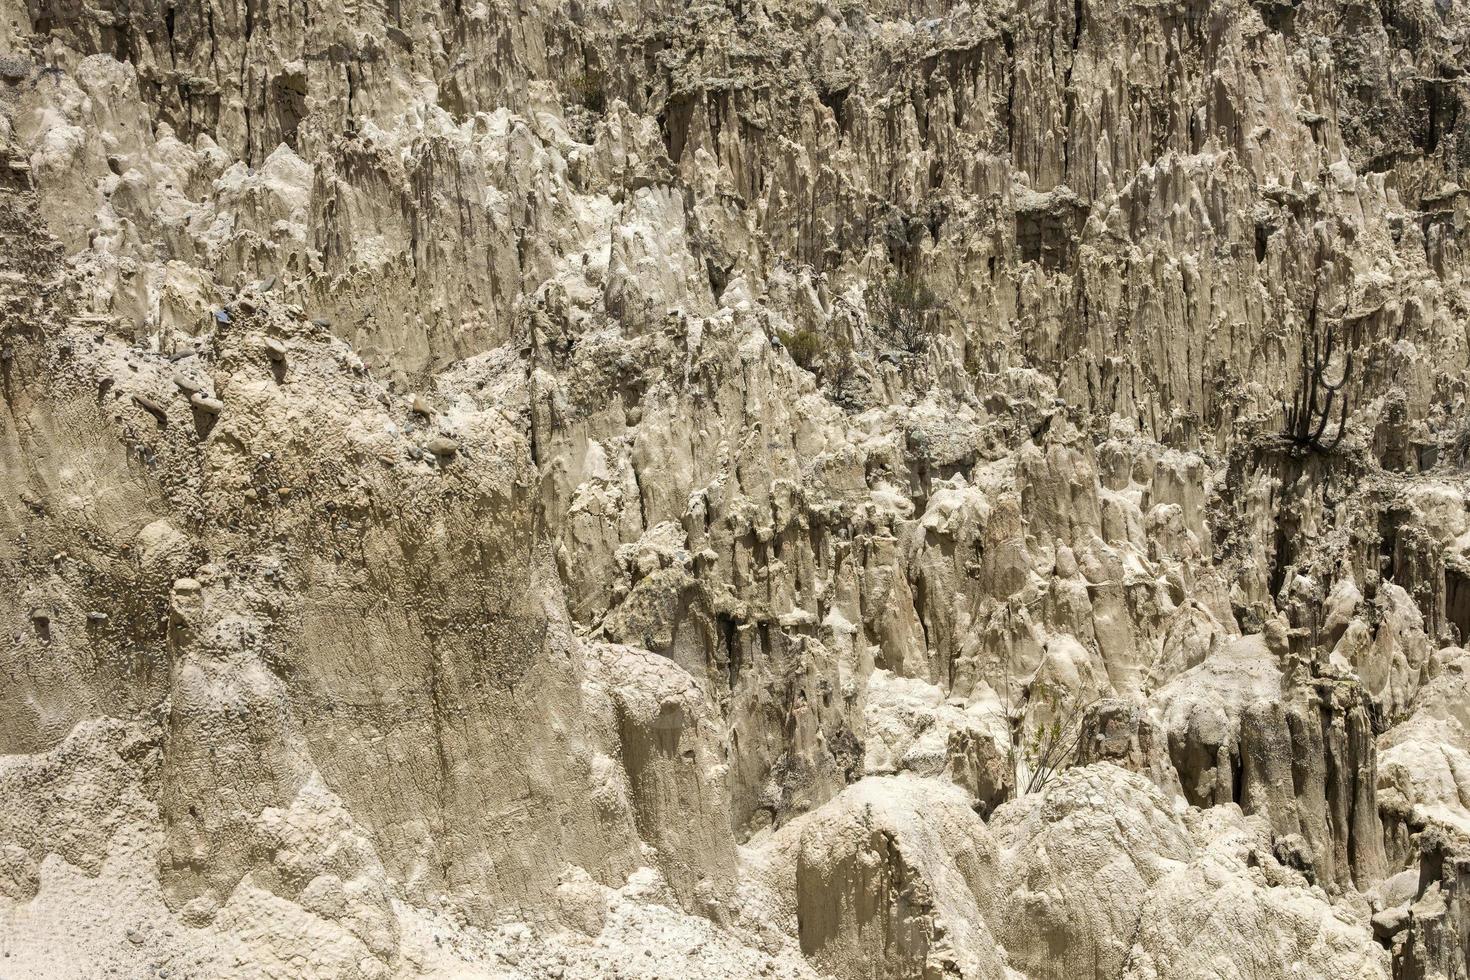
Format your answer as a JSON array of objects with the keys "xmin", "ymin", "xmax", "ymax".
[{"xmin": 0, "ymin": 0, "xmax": 1468, "ymax": 977}]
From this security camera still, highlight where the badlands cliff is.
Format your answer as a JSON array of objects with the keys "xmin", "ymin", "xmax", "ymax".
[{"xmin": 1, "ymin": 0, "xmax": 1469, "ymax": 976}]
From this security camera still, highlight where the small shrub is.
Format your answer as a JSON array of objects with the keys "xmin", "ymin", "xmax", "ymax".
[
  {"xmin": 1281, "ymin": 320, "xmax": 1351, "ymax": 452},
  {"xmin": 1449, "ymin": 424, "xmax": 1470, "ymax": 470},
  {"xmin": 568, "ymin": 70, "xmax": 608, "ymax": 114},
  {"xmin": 822, "ymin": 334, "xmax": 860, "ymax": 408},
  {"xmin": 778, "ymin": 327, "xmax": 822, "ymax": 371},
  {"xmin": 866, "ymin": 271, "xmax": 937, "ymax": 354},
  {"xmin": 779, "ymin": 325, "xmax": 863, "ymax": 408},
  {"xmin": 1015, "ymin": 681, "xmax": 1098, "ymax": 796},
  {"xmin": 963, "ymin": 345, "xmax": 986, "ymax": 377}
]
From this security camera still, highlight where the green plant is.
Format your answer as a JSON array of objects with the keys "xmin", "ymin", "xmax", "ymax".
[
  {"xmin": 963, "ymin": 346, "xmax": 985, "ymax": 377},
  {"xmin": 568, "ymin": 69, "xmax": 607, "ymax": 114},
  {"xmin": 1015, "ymin": 681, "xmax": 1098, "ymax": 796},
  {"xmin": 821, "ymin": 333, "xmax": 860, "ymax": 408},
  {"xmin": 778, "ymin": 327, "xmax": 822, "ymax": 371},
  {"xmin": 866, "ymin": 271, "xmax": 937, "ymax": 354},
  {"xmin": 778, "ymin": 328, "xmax": 863, "ymax": 408}
]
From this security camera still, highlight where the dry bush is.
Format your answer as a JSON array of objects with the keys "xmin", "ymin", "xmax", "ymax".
[{"xmin": 865, "ymin": 271, "xmax": 938, "ymax": 354}]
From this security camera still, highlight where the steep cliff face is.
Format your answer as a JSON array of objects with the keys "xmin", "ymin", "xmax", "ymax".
[{"xmin": 2, "ymin": 0, "xmax": 1470, "ymax": 976}]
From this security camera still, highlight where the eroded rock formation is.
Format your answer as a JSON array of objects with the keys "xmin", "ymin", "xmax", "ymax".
[{"xmin": 2, "ymin": 0, "xmax": 1470, "ymax": 976}]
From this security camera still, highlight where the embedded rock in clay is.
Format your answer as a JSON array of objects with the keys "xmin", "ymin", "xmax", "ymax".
[{"xmin": 3, "ymin": 0, "xmax": 1470, "ymax": 976}]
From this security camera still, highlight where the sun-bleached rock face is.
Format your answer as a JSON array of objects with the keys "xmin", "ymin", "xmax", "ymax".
[
  {"xmin": 1124, "ymin": 807, "xmax": 1391, "ymax": 980},
  {"xmin": 4, "ymin": 0, "xmax": 1470, "ymax": 976},
  {"xmin": 988, "ymin": 764, "xmax": 1195, "ymax": 980},
  {"xmin": 1378, "ymin": 651, "xmax": 1470, "ymax": 868},
  {"xmin": 1378, "ymin": 825, "xmax": 1470, "ymax": 980},
  {"xmin": 984, "ymin": 766, "xmax": 1391, "ymax": 980},
  {"xmin": 0, "ymin": 192, "xmax": 651, "ymax": 937},
  {"xmin": 1152, "ymin": 632, "xmax": 1387, "ymax": 891},
  {"xmin": 590, "ymin": 642, "xmax": 740, "ymax": 918},
  {"xmin": 792, "ymin": 775, "xmax": 1007, "ymax": 980}
]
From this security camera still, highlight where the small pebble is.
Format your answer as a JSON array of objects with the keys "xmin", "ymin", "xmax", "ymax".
[{"xmin": 427, "ymin": 436, "xmax": 460, "ymax": 457}]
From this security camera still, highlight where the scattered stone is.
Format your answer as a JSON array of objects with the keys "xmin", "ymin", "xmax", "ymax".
[
  {"xmin": 189, "ymin": 393, "xmax": 223, "ymax": 414},
  {"xmin": 132, "ymin": 393, "xmax": 167, "ymax": 421},
  {"xmin": 426, "ymin": 436, "xmax": 460, "ymax": 457}
]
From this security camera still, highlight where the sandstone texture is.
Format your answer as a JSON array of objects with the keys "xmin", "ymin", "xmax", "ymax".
[{"xmin": 1, "ymin": 0, "xmax": 1469, "ymax": 976}]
